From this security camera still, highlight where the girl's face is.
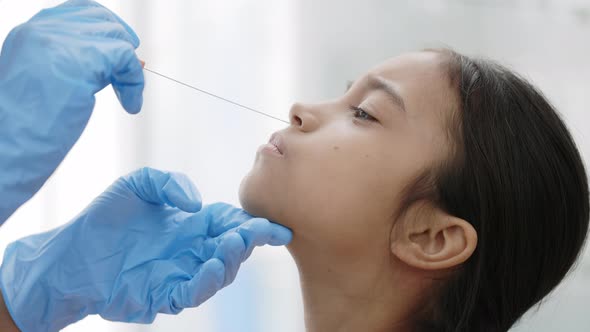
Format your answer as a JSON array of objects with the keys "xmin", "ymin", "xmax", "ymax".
[{"xmin": 239, "ymin": 51, "xmax": 456, "ymax": 253}]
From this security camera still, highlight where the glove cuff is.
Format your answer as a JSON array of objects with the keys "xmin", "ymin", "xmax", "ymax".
[
  {"xmin": 0, "ymin": 274, "xmax": 26, "ymax": 332},
  {"xmin": 0, "ymin": 230, "xmax": 92, "ymax": 332}
]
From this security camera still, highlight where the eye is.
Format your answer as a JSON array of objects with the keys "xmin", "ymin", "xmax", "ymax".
[{"xmin": 350, "ymin": 105, "xmax": 377, "ymax": 122}]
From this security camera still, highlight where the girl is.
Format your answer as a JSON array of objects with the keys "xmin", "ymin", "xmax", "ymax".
[{"xmin": 239, "ymin": 49, "xmax": 589, "ymax": 332}]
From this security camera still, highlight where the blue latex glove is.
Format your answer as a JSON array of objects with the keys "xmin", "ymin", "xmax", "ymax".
[
  {"xmin": 0, "ymin": 0, "xmax": 144, "ymax": 224},
  {"xmin": 0, "ymin": 167, "xmax": 292, "ymax": 332}
]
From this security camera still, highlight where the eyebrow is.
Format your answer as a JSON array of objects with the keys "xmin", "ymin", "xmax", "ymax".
[{"xmin": 366, "ymin": 75, "xmax": 406, "ymax": 112}]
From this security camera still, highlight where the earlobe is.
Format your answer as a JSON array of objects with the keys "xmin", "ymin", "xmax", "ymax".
[{"xmin": 391, "ymin": 204, "xmax": 477, "ymax": 271}]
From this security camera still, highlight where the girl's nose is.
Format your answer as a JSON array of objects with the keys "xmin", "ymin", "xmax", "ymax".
[{"xmin": 289, "ymin": 102, "xmax": 320, "ymax": 132}]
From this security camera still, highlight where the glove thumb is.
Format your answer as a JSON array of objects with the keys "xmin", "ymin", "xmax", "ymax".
[{"xmin": 124, "ymin": 167, "xmax": 202, "ymax": 212}]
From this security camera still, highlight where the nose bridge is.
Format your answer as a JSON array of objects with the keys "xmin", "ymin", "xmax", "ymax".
[{"xmin": 289, "ymin": 102, "xmax": 321, "ymax": 132}]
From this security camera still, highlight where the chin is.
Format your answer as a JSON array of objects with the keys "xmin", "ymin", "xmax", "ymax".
[{"xmin": 239, "ymin": 171, "xmax": 275, "ymax": 220}]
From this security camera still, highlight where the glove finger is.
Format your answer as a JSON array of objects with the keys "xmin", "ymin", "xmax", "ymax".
[
  {"xmin": 212, "ymin": 233, "xmax": 246, "ymax": 287},
  {"xmin": 103, "ymin": 7, "xmax": 141, "ymax": 48},
  {"xmin": 169, "ymin": 258, "xmax": 225, "ymax": 309},
  {"xmin": 202, "ymin": 203, "xmax": 255, "ymax": 237},
  {"xmin": 112, "ymin": 73, "xmax": 144, "ymax": 115},
  {"xmin": 234, "ymin": 218, "xmax": 293, "ymax": 261},
  {"xmin": 58, "ymin": 0, "xmax": 102, "ymax": 8},
  {"xmin": 46, "ymin": 1, "xmax": 141, "ymax": 48},
  {"xmin": 32, "ymin": 0, "xmax": 98, "ymax": 19},
  {"xmin": 124, "ymin": 167, "xmax": 202, "ymax": 212},
  {"xmin": 105, "ymin": 41, "xmax": 145, "ymax": 114},
  {"xmin": 161, "ymin": 171, "xmax": 203, "ymax": 212},
  {"xmin": 54, "ymin": 18, "xmax": 139, "ymax": 48},
  {"xmin": 78, "ymin": 0, "xmax": 141, "ymax": 48}
]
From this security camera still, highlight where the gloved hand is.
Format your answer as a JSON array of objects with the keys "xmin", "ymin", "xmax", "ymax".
[
  {"xmin": 0, "ymin": 167, "xmax": 292, "ymax": 332},
  {"xmin": 0, "ymin": 0, "xmax": 145, "ymax": 223}
]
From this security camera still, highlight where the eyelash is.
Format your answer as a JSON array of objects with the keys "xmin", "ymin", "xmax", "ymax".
[{"xmin": 350, "ymin": 105, "xmax": 377, "ymax": 122}]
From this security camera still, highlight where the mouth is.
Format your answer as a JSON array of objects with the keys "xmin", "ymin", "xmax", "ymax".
[{"xmin": 259, "ymin": 132, "xmax": 285, "ymax": 157}]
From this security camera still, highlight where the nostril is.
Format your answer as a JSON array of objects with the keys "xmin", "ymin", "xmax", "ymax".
[{"xmin": 291, "ymin": 114, "xmax": 303, "ymax": 126}]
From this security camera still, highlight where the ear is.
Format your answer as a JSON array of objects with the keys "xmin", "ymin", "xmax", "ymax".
[{"xmin": 390, "ymin": 201, "xmax": 477, "ymax": 271}]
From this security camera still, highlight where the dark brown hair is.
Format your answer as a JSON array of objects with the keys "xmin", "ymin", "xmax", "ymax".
[{"xmin": 400, "ymin": 49, "xmax": 589, "ymax": 332}]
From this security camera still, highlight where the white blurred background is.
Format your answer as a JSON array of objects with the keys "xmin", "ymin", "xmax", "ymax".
[{"xmin": 1, "ymin": 0, "xmax": 589, "ymax": 331}]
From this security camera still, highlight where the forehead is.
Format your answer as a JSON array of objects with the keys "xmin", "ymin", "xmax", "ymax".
[
  {"xmin": 366, "ymin": 51, "xmax": 455, "ymax": 119},
  {"xmin": 368, "ymin": 51, "xmax": 450, "ymax": 99},
  {"xmin": 371, "ymin": 51, "xmax": 445, "ymax": 77},
  {"xmin": 367, "ymin": 51, "xmax": 456, "ymax": 156}
]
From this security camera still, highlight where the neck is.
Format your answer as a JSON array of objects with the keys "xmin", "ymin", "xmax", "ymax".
[{"xmin": 288, "ymin": 237, "xmax": 425, "ymax": 332}]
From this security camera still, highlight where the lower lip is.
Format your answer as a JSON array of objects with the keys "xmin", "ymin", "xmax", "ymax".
[{"xmin": 258, "ymin": 143, "xmax": 283, "ymax": 157}]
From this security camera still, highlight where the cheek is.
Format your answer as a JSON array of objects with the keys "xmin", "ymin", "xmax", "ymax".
[
  {"xmin": 238, "ymin": 124, "xmax": 421, "ymax": 251},
  {"xmin": 283, "ymin": 141, "xmax": 402, "ymax": 244}
]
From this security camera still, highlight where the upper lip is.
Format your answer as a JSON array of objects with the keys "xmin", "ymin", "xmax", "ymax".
[{"xmin": 269, "ymin": 132, "xmax": 285, "ymax": 155}]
